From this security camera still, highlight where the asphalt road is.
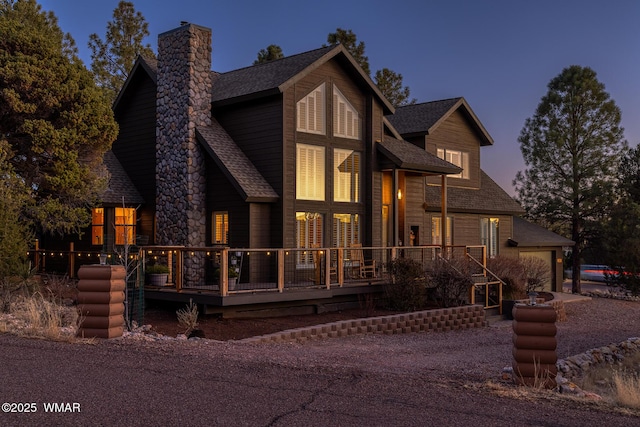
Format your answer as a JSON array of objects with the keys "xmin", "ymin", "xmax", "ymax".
[{"xmin": 0, "ymin": 333, "xmax": 637, "ymax": 427}]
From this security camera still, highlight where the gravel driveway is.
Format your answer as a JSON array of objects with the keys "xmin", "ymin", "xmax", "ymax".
[{"xmin": 1, "ymin": 296, "xmax": 639, "ymax": 426}]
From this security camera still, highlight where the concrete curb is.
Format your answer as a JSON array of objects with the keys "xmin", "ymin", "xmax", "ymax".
[{"xmin": 240, "ymin": 304, "xmax": 488, "ymax": 344}]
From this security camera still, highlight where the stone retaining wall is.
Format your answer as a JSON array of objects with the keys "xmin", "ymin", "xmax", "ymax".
[
  {"xmin": 557, "ymin": 337, "xmax": 640, "ymax": 381},
  {"xmin": 241, "ymin": 305, "xmax": 487, "ymax": 344}
]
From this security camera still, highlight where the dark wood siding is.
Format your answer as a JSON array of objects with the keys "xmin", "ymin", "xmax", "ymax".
[
  {"xmin": 112, "ymin": 72, "xmax": 157, "ymax": 207},
  {"xmin": 212, "ymin": 95, "xmax": 284, "ymax": 247}
]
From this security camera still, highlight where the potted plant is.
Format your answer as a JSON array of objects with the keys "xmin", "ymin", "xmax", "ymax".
[
  {"xmin": 228, "ymin": 267, "xmax": 239, "ymax": 290},
  {"xmin": 146, "ymin": 264, "xmax": 169, "ymax": 286}
]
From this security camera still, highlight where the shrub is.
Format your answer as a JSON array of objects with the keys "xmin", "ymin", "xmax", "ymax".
[
  {"xmin": 520, "ymin": 256, "xmax": 550, "ymax": 293},
  {"xmin": 426, "ymin": 258, "xmax": 473, "ymax": 308},
  {"xmin": 146, "ymin": 264, "xmax": 169, "ymax": 274},
  {"xmin": 486, "ymin": 256, "xmax": 526, "ymax": 299},
  {"xmin": 384, "ymin": 258, "xmax": 427, "ymax": 311}
]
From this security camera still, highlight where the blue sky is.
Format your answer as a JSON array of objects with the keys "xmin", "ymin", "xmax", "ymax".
[{"xmin": 39, "ymin": 0, "xmax": 640, "ymax": 195}]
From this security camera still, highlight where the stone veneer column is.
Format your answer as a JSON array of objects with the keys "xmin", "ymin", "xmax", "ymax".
[{"xmin": 156, "ymin": 24, "xmax": 211, "ymax": 286}]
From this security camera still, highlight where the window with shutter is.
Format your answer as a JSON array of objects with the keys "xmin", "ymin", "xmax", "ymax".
[
  {"xmin": 333, "ymin": 214, "xmax": 360, "ymax": 248},
  {"xmin": 333, "ymin": 149, "xmax": 360, "ymax": 202},
  {"xmin": 296, "ymin": 212, "xmax": 323, "ymax": 266},
  {"xmin": 212, "ymin": 212, "xmax": 229, "ymax": 244},
  {"xmin": 333, "ymin": 86, "xmax": 360, "ymax": 139},
  {"xmin": 436, "ymin": 148, "xmax": 470, "ymax": 179},
  {"xmin": 480, "ymin": 217, "xmax": 499, "ymax": 257},
  {"xmin": 297, "ymin": 84, "xmax": 325, "ymax": 134},
  {"xmin": 296, "ymin": 144, "xmax": 325, "ymax": 200}
]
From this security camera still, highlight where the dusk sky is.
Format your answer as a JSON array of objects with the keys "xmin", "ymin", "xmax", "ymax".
[{"xmin": 39, "ymin": 0, "xmax": 640, "ymax": 195}]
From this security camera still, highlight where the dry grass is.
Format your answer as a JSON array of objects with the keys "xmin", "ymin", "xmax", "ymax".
[
  {"xmin": 176, "ymin": 299, "xmax": 199, "ymax": 335},
  {"xmin": 612, "ymin": 371, "xmax": 640, "ymax": 409},
  {"xmin": 4, "ymin": 293, "xmax": 79, "ymax": 342}
]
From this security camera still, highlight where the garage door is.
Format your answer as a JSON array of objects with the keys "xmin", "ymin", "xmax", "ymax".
[{"xmin": 519, "ymin": 251, "xmax": 553, "ymax": 292}]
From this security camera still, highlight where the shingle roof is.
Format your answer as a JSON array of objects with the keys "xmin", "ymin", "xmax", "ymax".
[
  {"xmin": 425, "ymin": 170, "xmax": 525, "ymax": 214},
  {"xmin": 101, "ymin": 151, "xmax": 145, "ymax": 205},
  {"xmin": 388, "ymin": 98, "xmax": 493, "ymax": 146},
  {"xmin": 511, "ymin": 216, "xmax": 575, "ymax": 247},
  {"xmin": 196, "ymin": 122, "xmax": 279, "ymax": 202},
  {"xmin": 378, "ymin": 136, "xmax": 462, "ymax": 174},
  {"xmin": 211, "ymin": 46, "xmax": 336, "ymax": 103},
  {"xmin": 387, "ymin": 98, "xmax": 461, "ymax": 135}
]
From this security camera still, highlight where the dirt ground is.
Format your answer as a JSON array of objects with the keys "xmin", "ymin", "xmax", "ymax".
[{"xmin": 142, "ymin": 302, "xmax": 399, "ymax": 341}]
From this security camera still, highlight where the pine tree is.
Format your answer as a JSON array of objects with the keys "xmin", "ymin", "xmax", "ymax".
[
  {"xmin": 0, "ymin": 0, "xmax": 118, "ymax": 237},
  {"xmin": 254, "ymin": 44, "xmax": 284, "ymax": 64},
  {"xmin": 88, "ymin": 1, "xmax": 155, "ymax": 102},
  {"xmin": 514, "ymin": 65, "xmax": 626, "ymax": 294}
]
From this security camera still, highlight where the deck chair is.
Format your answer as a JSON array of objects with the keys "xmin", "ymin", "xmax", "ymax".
[{"xmin": 349, "ymin": 244, "xmax": 377, "ymax": 278}]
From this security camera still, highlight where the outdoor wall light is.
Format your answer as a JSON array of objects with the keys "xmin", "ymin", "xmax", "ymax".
[{"xmin": 397, "ymin": 189, "xmax": 402, "ymax": 200}]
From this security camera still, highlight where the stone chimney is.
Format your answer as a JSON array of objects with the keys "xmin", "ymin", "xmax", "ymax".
[{"xmin": 155, "ymin": 24, "xmax": 212, "ymax": 247}]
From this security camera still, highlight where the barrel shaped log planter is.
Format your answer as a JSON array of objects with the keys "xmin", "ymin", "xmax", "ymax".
[
  {"xmin": 76, "ymin": 265, "xmax": 126, "ymax": 339},
  {"xmin": 512, "ymin": 304, "xmax": 558, "ymax": 388}
]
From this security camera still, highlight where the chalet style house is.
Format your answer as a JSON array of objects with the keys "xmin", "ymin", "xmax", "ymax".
[{"xmin": 74, "ymin": 22, "xmax": 571, "ymax": 296}]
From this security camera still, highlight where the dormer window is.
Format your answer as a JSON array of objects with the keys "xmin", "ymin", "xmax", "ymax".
[
  {"xmin": 333, "ymin": 86, "xmax": 360, "ymax": 140},
  {"xmin": 437, "ymin": 148, "xmax": 469, "ymax": 179},
  {"xmin": 297, "ymin": 83, "xmax": 326, "ymax": 135}
]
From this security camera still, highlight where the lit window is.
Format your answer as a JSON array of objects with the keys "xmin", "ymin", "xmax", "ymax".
[
  {"xmin": 432, "ymin": 216, "xmax": 453, "ymax": 245},
  {"xmin": 334, "ymin": 149, "xmax": 360, "ymax": 202},
  {"xmin": 333, "ymin": 214, "xmax": 359, "ymax": 248},
  {"xmin": 92, "ymin": 208, "xmax": 104, "ymax": 246},
  {"xmin": 296, "ymin": 143, "xmax": 325, "ymax": 200},
  {"xmin": 481, "ymin": 218, "xmax": 499, "ymax": 257},
  {"xmin": 333, "ymin": 86, "xmax": 360, "ymax": 139},
  {"xmin": 297, "ymin": 83, "xmax": 325, "ymax": 135},
  {"xmin": 213, "ymin": 212, "xmax": 229, "ymax": 244},
  {"xmin": 296, "ymin": 212, "xmax": 323, "ymax": 266},
  {"xmin": 115, "ymin": 207, "xmax": 136, "ymax": 246},
  {"xmin": 437, "ymin": 148, "xmax": 469, "ymax": 179}
]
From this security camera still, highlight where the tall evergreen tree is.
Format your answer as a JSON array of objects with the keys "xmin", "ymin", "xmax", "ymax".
[
  {"xmin": 326, "ymin": 28, "xmax": 370, "ymax": 75},
  {"xmin": 254, "ymin": 44, "xmax": 284, "ymax": 64},
  {"xmin": 0, "ymin": 0, "xmax": 118, "ymax": 237},
  {"xmin": 514, "ymin": 65, "xmax": 626, "ymax": 294},
  {"xmin": 600, "ymin": 146, "xmax": 640, "ymax": 295},
  {"xmin": 374, "ymin": 68, "xmax": 416, "ymax": 108},
  {"xmin": 88, "ymin": 1, "xmax": 155, "ymax": 102}
]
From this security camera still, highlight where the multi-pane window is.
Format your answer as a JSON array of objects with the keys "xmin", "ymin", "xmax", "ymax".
[
  {"xmin": 91, "ymin": 208, "xmax": 104, "ymax": 246},
  {"xmin": 213, "ymin": 211, "xmax": 229, "ymax": 244},
  {"xmin": 296, "ymin": 143, "xmax": 325, "ymax": 200},
  {"xmin": 296, "ymin": 212, "xmax": 323, "ymax": 266},
  {"xmin": 481, "ymin": 217, "xmax": 500, "ymax": 258},
  {"xmin": 333, "ymin": 86, "xmax": 360, "ymax": 139},
  {"xmin": 333, "ymin": 149, "xmax": 360, "ymax": 202},
  {"xmin": 432, "ymin": 216, "xmax": 453, "ymax": 245},
  {"xmin": 437, "ymin": 148, "xmax": 469, "ymax": 179},
  {"xmin": 333, "ymin": 214, "xmax": 360, "ymax": 248},
  {"xmin": 115, "ymin": 207, "xmax": 136, "ymax": 246},
  {"xmin": 297, "ymin": 83, "xmax": 325, "ymax": 135}
]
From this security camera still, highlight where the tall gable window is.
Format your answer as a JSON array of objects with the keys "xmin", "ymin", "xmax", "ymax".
[
  {"xmin": 333, "ymin": 86, "xmax": 360, "ymax": 139},
  {"xmin": 437, "ymin": 148, "xmax": 469, "ymax": 179},
  {"xmin": 296, "ymin": 143, "xmax": 325, "ymax": 200},
  {"xmin": 333, "ymin": 149, "xmax": 360, "ymax": 202},
  {"xmin": 297, "ymin": 83, "xmax": 325, "ymax": 135}
]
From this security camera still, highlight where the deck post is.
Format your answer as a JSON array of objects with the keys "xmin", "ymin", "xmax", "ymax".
[
  {"xmin": 324, "ymin": 249, "xmax": 331, "ymax": 289},
  {"xmin": 440, "ymin": 174, "xmax": 447, "ymax": 258},
  {"xmin": 69, "ymin": 242, "xmax": 75, "ymax": 279},
  {"xmin": 220, "ymin": 248, "xmax": 228, "ymax": 296},
  {"xmin": 337, "ymin": 248, "xmax": 344, "ymax": 286},
  {"xmin": 175, "ymin": 249, "xmax": 183, "ymax": 292},
  {"xmin": 277, "ymin": 250, "xmax": 284, "ymax": 292}
]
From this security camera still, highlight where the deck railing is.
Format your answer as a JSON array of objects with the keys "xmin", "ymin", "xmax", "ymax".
[{"xmin": 27, "ymin": 242, "xmax": 502, "ymax": 309}]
